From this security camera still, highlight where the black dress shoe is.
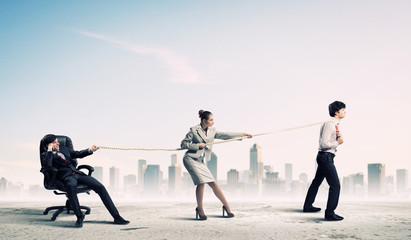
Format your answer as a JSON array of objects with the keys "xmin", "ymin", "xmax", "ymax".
[
  {"xmin": 303, "ymin": 206, "xmax": 321, "ymax": 212},
  {"xmin": 75, "ymin": 214, "xmax": 85, "ymax": 228},
  {"xmin": 114, "ymin": 216, "xmax": 130, "ymax": 225},
  {"xmin": 325, "ymin": 213, "xmax": 344, "ymax": 221}
]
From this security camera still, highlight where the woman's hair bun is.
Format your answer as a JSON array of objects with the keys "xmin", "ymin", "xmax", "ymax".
[{"xmin": 198, "ymin": 110, "xmax": 212, "ymax": 121}]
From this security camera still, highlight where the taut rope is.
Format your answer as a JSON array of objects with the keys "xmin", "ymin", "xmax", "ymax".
[{"xmin": 97, "ymin": 120, "xmax": 328, "ymax": 151}]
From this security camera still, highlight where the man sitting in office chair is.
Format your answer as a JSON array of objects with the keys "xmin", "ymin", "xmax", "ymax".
[{"xmin": 41, "ymin": 134, "xmax": 129, "ymax": 228}]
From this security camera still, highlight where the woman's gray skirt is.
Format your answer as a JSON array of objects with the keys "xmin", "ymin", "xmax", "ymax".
[{"xmin": 183, "ymin": 155, "xmax": 215, "ymax": 185}]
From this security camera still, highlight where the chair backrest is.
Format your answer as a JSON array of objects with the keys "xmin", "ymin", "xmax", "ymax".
[
  {"xmin": 39, "ymin": 135, "xmax": 78, "ymax": 168},
  {"xmin": 39, "ymin": 135, "xmax": 78, "ymax": 190}
]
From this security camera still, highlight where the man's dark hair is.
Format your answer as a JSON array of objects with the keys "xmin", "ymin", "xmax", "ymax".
[
  {"xmin": 42, "ymin": 134, "xmax": 57, "ymax": 147},
  {"xmin": 328, "ymin": 101, "xmax": 346, "ymax": 117}
]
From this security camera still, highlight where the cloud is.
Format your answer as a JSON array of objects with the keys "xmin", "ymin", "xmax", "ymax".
[{"xmin": 76, "ymin": 30, "xmax": 207, "ymax": 84}]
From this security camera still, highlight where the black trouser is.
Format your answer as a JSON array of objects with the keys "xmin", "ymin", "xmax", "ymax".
[
  {"xmin": 303, "ymin": 152, "xmax": 341, "ymax": 215},
  {"xmin": 63, "ymin": 174, "xmax": 119, "ymax": 218}
]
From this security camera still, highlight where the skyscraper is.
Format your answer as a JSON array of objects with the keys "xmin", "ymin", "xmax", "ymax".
[
  {"xmin": 168, "ymin": 155, "xmax": 182, "ymax": 195},
  {"xmin": 239, "ymin": 170, "xmax": 250, "ymax": 184},
  {"xmin": 299, "ymin": 173, "xmax": 308, "ymax": 184},
  {"xmin": 264, "ymin": 165, "xmax": 273, "ymax": 173},
  {"xmin": 171, "ymin": 154, "xmax": 177, "ymax": 166},
  {"xmin": 138, "ymin": 159, "xmax": 147, "ymax": 192},
  {"xmin": 182, "ymin": 172, "xmax": 194, "ymax": 190},
  {"xmin": 249, "ymin": 143, "xmax": 263, "ymax": 184},
  {"xmin": 110, "ymin": 166, "xmax": 120, "ymax": 191},
  {"xmin": 386, "ymin": 175, "xmax": 395, "ymax": 195},
  {"xmin": 353, "ymin": 173, "xmax": 364, "ymax": 186},
  {"xmin": 8, "ymin": 182, "xmax": 24, "ymax": 198},
  {"xmin": 368, "ymin": 163, "xmax": 386, "ymax": 197},
  {"xmin": 285, "ymin": 163, "xmax": 293, "ymax": 191},
  {"xmin": 343, "ymin": 173, "xmax": 365, "ymax": 198},
  {"xmin": 124, "ymin": 174, "xmax": 137, "ymax": 189},
  {"xmin": 93, "ymin": 166, "xmax": 103, "ymax": 183},
  {"xmin": 123, "ymin": 174, "xmax": 138, "ymax": 196},
  {"xmin": 227, "ymin": 169, "xmax": 239, "ymax": 192},
  {"xmin": 396, "ymin": 169, "xmax": 409, "ymax": 194},
  {"xmin": 207, "ymin": 152, "xmax": 217, "ymax": 181},
  {"xmin": 343, "ymin": 175, "xmax": 355, "ymax": 196},
  {"xmin": 0, "ymin": 177, "xmax": 8, "ymax": 198},
  {"xmin": 144, "ymin": 164, "xmax": 161, "ymax": 195}
]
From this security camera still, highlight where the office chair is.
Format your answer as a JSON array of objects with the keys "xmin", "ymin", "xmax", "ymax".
[{"xmin": 39, "ymin": 135, "xmax": 94, "ymax": 221}]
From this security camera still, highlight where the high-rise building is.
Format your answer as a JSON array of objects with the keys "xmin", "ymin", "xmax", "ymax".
[
  {"xmin": 239, "ymin": 170, "xmax": 250, "ymax": 183},
  {"xmin": 386, "ymin": 175, "xmax": 395, "ymax": 195},
  {"xmin": 249, "ymin": 143, "xmax": 263, "ymax": 184},
  {"xmin": 8, "ymin": 182, "xmax": 24, "ymax": 198},
  {"xmin": 207, "ymin": 152, "xmax": 218, "ymax": 181},
  {"xmin": 299, "ymin": 173, "xmax": 308, "ymax": 184},
  {"xmin": 285, "ymin": 163, "xmax": 293, "ymax": 191},
  {"xmin": 291, "ymin": 180, "xmax": 306, "ymax": 196},
  {"xmin": 353, "ymin": 173, "xmax": 364, "ymax": 186},
  {"xmin": 227, "ymin": 169, "xmax": 239, "ymax": 192},
  {"xmin": 93, "ymin": 166, "xmax": 103, "ymax": 183},
  {"xmin": 123, "ymin": 174, "xmax": 138, "ymax": 197},
  {"xmin": 396, "ymin": 169, "xmax": 409, "ymax": 194},
  {"xmin": 138, "ymin": 159, "xmax": 147, "ymax": 192},
  {"xmin": 264, "ymin": 165, "xmax": 273, "ymax": 174},
  {"xmin": 182, "ymin": 172, "xmax": 194, "ymax": 191},
  {"xmin": 343, "ymin": 175, "xmax": 355, "ymax": 196},
  {"xmin": 110, "ymin": 166, "xmax": 120, "ymax": 191},
  {"xmin": 263, "ymin": 171, "xmax": 285, "ymax": 197},
  {"xmin": 343, "ymin": 173, "xmax": 365, "ymax": 198},
  {"xmin": 28, "ymin": 184, "xmax": 43, "ymax": 198},
  {"xmin": 0, "ymin": 177, "xmax": 8, "ymax": 198},
  {"xmin": 124, "ymin": 174, "xmax": 137, "ymax": 188},
  {"xmin": 368, "ymin": 163, "xmax": 386, "ymax": 197},
  {"xmin": 171, "ymin": 154, "xmax": 178, "ymax": 166},
  {"xmin": 169, "ymin": 155, "xmax": 182, "ymax": 194},
  {"xmin": 265, "ymin": 171, "xmax": 279, "ymax": 182},
  {"xmin": 144, "ymin": 165, "xmax": 161, "ymax": 195}
]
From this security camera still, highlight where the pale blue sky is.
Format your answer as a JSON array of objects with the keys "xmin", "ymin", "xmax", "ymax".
[{"xmin": 1, "ymin": 1, "xmax": 410, "ymax": 187}]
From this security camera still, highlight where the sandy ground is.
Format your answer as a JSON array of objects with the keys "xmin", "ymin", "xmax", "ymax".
[{"xmin": 1, "ymin": 200, "xmax": 410, "ymax": 240}]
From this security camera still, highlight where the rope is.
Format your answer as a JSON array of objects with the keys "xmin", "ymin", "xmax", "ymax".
[{"xmin": 97, "ymin": 120, "xmax": 329, "ymax": 151}]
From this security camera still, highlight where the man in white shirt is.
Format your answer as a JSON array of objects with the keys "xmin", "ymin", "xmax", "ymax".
[{"xmin": 303, "ymin": 101, "xmax": 346, "ymax": 221}]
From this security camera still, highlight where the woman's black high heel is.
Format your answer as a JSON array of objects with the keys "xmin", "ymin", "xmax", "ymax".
[
  {"xmin": 196, "ymin": 207, "xmax": 207, "ymax": 220},
  {"xmin": 222, "ymin": 206, "xmax": 234, "ymax": 218}
]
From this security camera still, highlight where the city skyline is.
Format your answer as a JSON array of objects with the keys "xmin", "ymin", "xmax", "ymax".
[
  {"xmin": 1, "ymin": 161, "xmax": 409, "ymax": 200},
  {"xmin": 1, "ymin": 144, "xmax": 409, "ymax": 200},
  {"xmin": 0, "ymin": 141, "xmax": 409, "ymax": 189}
]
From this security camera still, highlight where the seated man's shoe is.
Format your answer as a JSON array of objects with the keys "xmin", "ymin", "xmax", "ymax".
[
  {"xmin": 114, "ymin": 216, "xmax": 130, "ymax": 225},
  {"xmin": 303, "ymin": 206, "xmax": 321, "ymax": 212},
  {"xmin": 325, "ymin": 213, "xmax": 344, "ymax": 221},
  {"xmin": 75, "ymin": 214, "xmax": 85, "ymax": 228}
]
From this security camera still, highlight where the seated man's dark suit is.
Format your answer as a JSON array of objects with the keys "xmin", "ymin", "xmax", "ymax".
[{"xmin": 41, "ymin": 147, "xmax": 120, "ymax": 219}]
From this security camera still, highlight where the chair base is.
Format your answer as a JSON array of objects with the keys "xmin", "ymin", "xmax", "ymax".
[{"xmin": 43, "ymin": 200, "xmax": 91, "ymax": 221}]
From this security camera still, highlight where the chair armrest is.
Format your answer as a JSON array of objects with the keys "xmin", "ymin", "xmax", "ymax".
[
  {"xmin": 77, "ymin": 165, "xmax": 94, "ymax": 176},
  {"xmin": 40, "ymin": 167, "xmax": 58, "ymax": 189}
]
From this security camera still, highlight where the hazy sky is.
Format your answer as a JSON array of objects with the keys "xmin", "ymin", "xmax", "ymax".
[{"xmin": 1, "ymin": 1, "xmax": 410, "ymax": 188}]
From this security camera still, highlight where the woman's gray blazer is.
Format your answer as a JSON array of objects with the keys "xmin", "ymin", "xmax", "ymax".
[{"xmin": 180, "ymin": 125, "xmax": 242, "ymax": 185}]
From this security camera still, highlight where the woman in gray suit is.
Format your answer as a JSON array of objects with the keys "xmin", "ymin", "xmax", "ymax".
[{"xmin": 181, "ymin": 110, "xmax": 252, "ymax": 220}]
